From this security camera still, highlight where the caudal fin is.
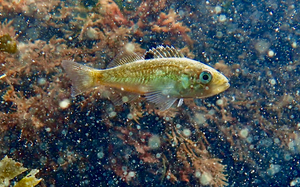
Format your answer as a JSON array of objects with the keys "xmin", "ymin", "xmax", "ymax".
[{"xmin": 61, "ymin": 60, "xmax": 99, "ymax": 96}]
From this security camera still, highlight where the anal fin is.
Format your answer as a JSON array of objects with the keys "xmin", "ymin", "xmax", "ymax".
[{"xmin": 108, "ymin": 88, "xmax": 140, "ymax": 106}]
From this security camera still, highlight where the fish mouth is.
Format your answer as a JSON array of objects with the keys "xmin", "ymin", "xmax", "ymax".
[
  {"xmin": 223, "ymin": 82, "xmax": 230, "ymax": 90},
  {"xmin": 214, "ymin": 83, "xmax": 230, "ymax": 94},
  {"xmin": 218, "ymin": 75, "xmax": 230, "ymax": 92},
  {"xmin": 212, "ymin": 80, "xmax": 230, "ymax": 95},
  {"xmin": 200, "ymin": 81, "xmax": 229, "ymax": 98}
]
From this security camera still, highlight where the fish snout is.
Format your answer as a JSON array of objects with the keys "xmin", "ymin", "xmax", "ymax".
[{"xmin": 214, "ymin": 73, "xmax": 230, "ymax": 93}]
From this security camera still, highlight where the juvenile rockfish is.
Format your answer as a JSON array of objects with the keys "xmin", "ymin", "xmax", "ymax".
[{"xmin": 62, "ymin": 46, "xmax": 230, "ymax": 110}]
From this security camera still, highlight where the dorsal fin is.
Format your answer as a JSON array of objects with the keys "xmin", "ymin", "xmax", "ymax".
[
  {"xmin": 145, "ymin": 46, "xmax": 184, "ymax": 59},
  {"xmin": 107, "ymin": 50, "xmax": 144, "ymax": 68}
]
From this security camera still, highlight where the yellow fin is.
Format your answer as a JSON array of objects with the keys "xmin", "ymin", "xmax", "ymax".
[
  {"xmin": 62, "ymin": 60, "xmax": 100, "ymax": 96},
  {"xmin": 145, "ymin": 46, "xmax": 184, "ymax": 59}
]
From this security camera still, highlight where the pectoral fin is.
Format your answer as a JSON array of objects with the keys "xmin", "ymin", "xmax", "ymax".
[
  {"xmin": 145, "ymin": 91, "xmax": 178, "ymax": 111},
  {"xmin": 143, "ymin": 78, "xmax": 180, "ymax": 111}
]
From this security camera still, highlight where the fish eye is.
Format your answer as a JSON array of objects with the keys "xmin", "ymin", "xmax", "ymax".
[{"xmin": 199, "ymin": 71, "xmax": 212, "ymax": 84}]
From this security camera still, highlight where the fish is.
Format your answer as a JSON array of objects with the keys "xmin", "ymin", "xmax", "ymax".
[{"xmin": 62, "ymin": 46, "xmax": 230, "ymax": 110}]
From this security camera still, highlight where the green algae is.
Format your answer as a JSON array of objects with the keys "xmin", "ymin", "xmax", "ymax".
[
  {"xmin": 0, "ymin": 156, "xmax": 41, "ymax": 187},
  {"xmin": 0, "ymin": 34, "xmax": 17, "ymax": 54}
]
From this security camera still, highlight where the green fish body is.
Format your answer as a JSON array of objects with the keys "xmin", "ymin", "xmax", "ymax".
[{"xmin": 62, "ymin": 46, "xmax": 230, "ymax": 110}]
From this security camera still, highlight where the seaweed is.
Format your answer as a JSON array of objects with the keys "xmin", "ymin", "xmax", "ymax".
[
  {"xmin": 0, "ymin": 34, "xmax": 17, "ymax": 54},
  {"xmin": 0, "ymin": 156, "xmax": 41, "ymax": 187}
]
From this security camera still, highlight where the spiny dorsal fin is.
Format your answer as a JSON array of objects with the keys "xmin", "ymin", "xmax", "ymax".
[
  {"xmin": 145, "ymin": 46, "xmax": 184, "ymax": 59},
  {"xmin": 107, "ymin": 50, "xmax": 144, "ymax": 68}
]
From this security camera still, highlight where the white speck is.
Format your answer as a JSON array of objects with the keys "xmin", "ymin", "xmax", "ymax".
[
  {"xmin": 97, "ymin": 152, "xmax": 104, "ymax": 159},
  {"xmin": 0, "ymin": 74, "xmax": 7, "ymax": 79},
  {"xmin": 216, "ymin": 99, "xmax": 223, "ymax": 106},
  {"xmin": 290, "ymin": 177, "xmax": 300, "ymax": 186},
  {"xmin": 3, "ymin": 178, "xmax": 9, "ymax": 186},
  {"xmin": 268, "ymin": 50, "xmax": 275, "ymax": 57},
  {"xmin": 45, "ymin": 127, "xmax": 51, "ymax": 132},
  {"xmin": 200, "ymin": 172, "xmax": 212, "ymax": 185},
  {"xmin": 219, "ymin": 14, "xmax": 227, "ymax": 22},
  {"xmin": 122, "ymin": 96, "xmax": 129, "ymax": 102},
  {"xmin": 125, "ymin": 43, "xmax": 135, "ymax": 52},
  {"xmin": 194, "ymin": 112, "xmax": 206, "ymax": 125},
  {"xmin": 292, "ymin": 42, "xmax": 297, "ymax": 48},
  {"xmin": 86, "ymin": 27, "xmax": 98, "ymax": 40},
  {"xmin": 38, "ymin": 78, "xmax": 47, "ymax": 85},
  {"xmin": 269, "ymin": 79, "xmax": 276, "ymax": 85},
  {"xmin": 195, "ymin": 171, "xmax": 201, "ymax": 178},
  {"xmin": 127, "ymin": 113, "xmax": 133, "ymax": 119},
  {"xmin": 59, "ymin": 99, "xmax": 71, "ymax": 109},
  {"xmin": 214, "ymin": 6, "xmax": 222, "ymax": 14},
  {"xmin": 128, "ymin": 171, "xmax": 135, "ymax": 177},
  {"xmin": 216, "ymin": 31, "xmax": 223, "ymax": 38},
  {"xmin": 182, "ymin": 128, "xmax": 191, "ymax": 137},
  {"xmin": 239, "ymin": 128, "xmax": 249, "ymax": 138},
  {"xmin": 177, "ymin": 98, "xmax": 184, "ymax": 107},
  {"xmin": 148, "ymin": 135, "xmax": 161, "ymax": 149}
]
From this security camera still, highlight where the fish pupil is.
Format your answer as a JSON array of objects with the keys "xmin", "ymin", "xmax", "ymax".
[
  {"xmin": 203, "ymin": 74, "xmax": 209, "ymax": 80},
  {"xmin": 199, "ymin": 71, "xmax": 212, "ymax": 84}
]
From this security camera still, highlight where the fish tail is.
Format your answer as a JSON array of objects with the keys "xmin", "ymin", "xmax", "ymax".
[{"xmin": 61, "ymin": 60, "xmax": 102, "ymax": 96}]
